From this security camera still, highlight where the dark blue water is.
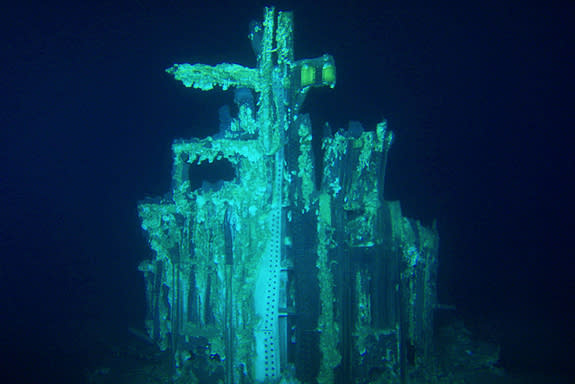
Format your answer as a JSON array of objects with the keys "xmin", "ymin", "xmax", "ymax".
[{"xmin": 2, "ymin": 1, "xmax": 573, "ymax": 382}]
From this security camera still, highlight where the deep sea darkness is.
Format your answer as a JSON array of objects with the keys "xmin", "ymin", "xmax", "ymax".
[{"xmin": 1, "ymin": 0, "xmax": 573, "ymax": 382}]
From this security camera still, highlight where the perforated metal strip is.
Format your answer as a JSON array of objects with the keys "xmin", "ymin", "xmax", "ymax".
[{"xmin": 254, "ymin": 150, "xmax": 283, "ymax": 381}]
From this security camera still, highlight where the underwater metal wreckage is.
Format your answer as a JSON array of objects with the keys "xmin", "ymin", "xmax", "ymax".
[{"xmin": 138, "ymin": 7, "xmax": 439, "ymax": 384}]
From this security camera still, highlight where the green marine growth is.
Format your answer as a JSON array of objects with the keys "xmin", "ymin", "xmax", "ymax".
[{"xmin": 138, "ymin": 6, "xmax": 439, "ymax": 384}]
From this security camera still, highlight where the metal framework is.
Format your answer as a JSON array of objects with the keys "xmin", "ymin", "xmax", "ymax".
[{"xmin": 138, "ymin": 7, "xmax": 438, "ymax": 384}]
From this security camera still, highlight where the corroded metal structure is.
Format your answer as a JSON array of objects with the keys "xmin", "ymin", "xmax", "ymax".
[{"xmin": 138, "ymin": 7, "xmax": 438, "ymax": 384}]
